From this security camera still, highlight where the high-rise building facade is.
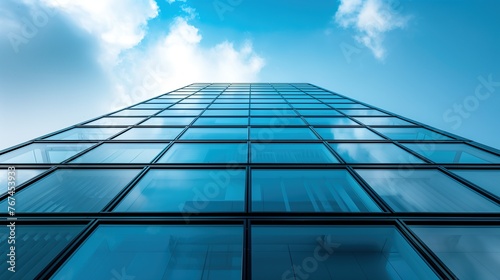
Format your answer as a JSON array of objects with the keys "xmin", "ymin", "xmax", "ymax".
[{"xmin": 1, "ymin": 83, "xmax": 499, "ymax": 279}]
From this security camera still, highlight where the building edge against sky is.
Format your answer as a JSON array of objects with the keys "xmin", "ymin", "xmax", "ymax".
[{"xmin": 0, "ymin": 83, "xmax": 499, "ymax": 279}]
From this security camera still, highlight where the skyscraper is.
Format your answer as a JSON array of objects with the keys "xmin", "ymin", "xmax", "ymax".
[{"xmin": 1, "ymin": 83, "xmax": 499, "ymax": 279}]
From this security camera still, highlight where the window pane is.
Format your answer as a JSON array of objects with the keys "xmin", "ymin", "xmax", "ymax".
[
  {"xmin": 70, "ymin": 143, "xmax": 166, "ymax": 163},
  {"xmin": 356, "ymin": 169, "xmax": 500, "ymax": 212},
  {"xmin": 131, "ymin": 103, "xmax": 169, "ymax": 109},
  {"xmin": 114, "ymin": 127, "xmax": 184, "ymax": 140},
  {"xmin": 115, "ymin": 169, "xmax": 245, "ymax": 212},
  {"xmin": 403, "ymin": 143, "xmax": 500, "ymax": 164},
  {"xmin": 194, "ymin": 117, "xmax": 248, "ymax": 126},
  {"xmin": 374, "ymin": 127, "xmax": 452, "ymax": 140},
  {"xmin": 305, "ymin": 117, "xmax": 359, "ymax": 126},
  {"xmin": 315, "ymin": 128, "xmax": 383, "ymax": 140},
  {"xmin": 170, "ymin": 103, "xmax": 209, "ymax": 109},
  {"xmin": 158, "ymin": 109, "xmax": 202, "ymax": 116},
  {"xmin": 330, "ymin": 103, "xmax": 368, "ymax": 109},
  {"xmin": 291, "ymin": 104, "xmax": 330, "ymax": 109},
  {"xmin": 158, "ymin": 143, "xmax": 248, "ymax": 163},
  {"xmin": 252, "ymin": 170, "xmax": 381, "ymax": 212},
  {"xmin": 45, "ymin": 127, "xmax": 124, "ymax": 140},
  {"xmin": 251, "ymin": 143, "xmax": 339, "ymax": 163},
  {"xmin": 331, "ymin": 143, "xmax": 424, "ymax": 164},
  {"xmin": 450, "ymin": 169, "xmax": 500, "ymax": 197},
  {"xmin": 250, "ymin": 128, "xmax": 318, "ymax": 140},
  {"xmin": 0, "ymin": 169, "xmax": 139, "ymax": 212},
  {"xmin": 84, "ymin": 117, "xmax": 144, "ymax": 126},
  {"xmin": 0, "ymin": 143, "xmax": 94, "ymax": 164},
  {"xmin": 410, "ymin": 226, "xmax": 500, "ymax": 280},
  {"xmin": 0, "ymin": 225, "xmax": 84, "ymax": 280},
  {"xmin": 140, "ymin": 117, "xmax": 194, "ymax": 126},
  {"xmin": 250, "ymin": 109, "xmax": 297, "ymax": 116},
  {"xmin": 340, "ymin": 109, "xmax": 388, "ymax": 116},
  {"xmin": 111, "ymin": 109, "xmax": 160, "ymax": 117},
  {"xmin": 181, "ymin": 128, "xmax": 248, "ymax": 140},
  {"xmin": 203, "ymin": 110, "xmax": 248, "ymax": 116},
  {"xmin": 0, "ymin": 169, "xmax": 45, "ymax": 189},
  {"xmin": 354, "ymin": 117, "xmax": 414, "ymax": 126},
  {"xmin": 53, "ymin": 225, "xmax": 243, "ymax": 280},
  {"xmin": 251, "ymin": 103, "xmax": 291, "ymax": 109},
  {"xmin": 250, "ymin": 117, "xmax": 305, "ymax": 126},
  {"xmin": 210, "ymin": 103, "xmax": 249, "ymax": 109},
  {"xmin": 297, "ymin": 110, "xmax": 341, "ymax": 116},
  {"xmin": 252, "ymin": 225, "xmax": 439, "ymax": 280}
]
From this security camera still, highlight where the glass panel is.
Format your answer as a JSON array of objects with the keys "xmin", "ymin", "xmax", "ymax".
[
  {"xmin": 356, "ymin": 169, "xmax": 500, "ymax": 212},
  {"xmin": 115, "ymin": 169, "xmax": 245, "ymax": 212},
  {"xmin": 0, "ymin": 169, "xmax": 139, "ymax": 212},
  {"xmin": 181, "ymin": 128, "xmax": 248, "ymax": 140},
  {"xmin": 330, "ymin": 103, "xmax": 369, "ymax": 109},
  {"xmin": 291, "ymin": 104, "xmax": 330, "ymax": 109},
  {"xmin": 203, "ymin": 110, "xmax": 249, "ymax": 116},
  {"xmin": 305, "ymin": 117, "xmax": 359, "ymax": 126},
  {"xmin": 114, "ymin": 127, "xmax": 184, "ymax": 140},
  {"xmin": 52, "ymin": 225, "xmax": 243, "ymax": 280},
  {"xmin": 251, "ymin": 104, "xmax": 291, "ymax": 109},
  {"xmin": 374, "ymin": 127, "xmax": 452, "ymax": 140},
  {"xmin": 70, "ymin": 143, "xmax": 166, "ymax": 163},
  {"xmin": 450, "ymin": 169, "xmax": 500, "ymax": 197},
  {"xmin": 210, "ymin": 103, "xmax": 249, "ymax": 109},
  {"xmin": 354, "ymin": 117, "xmax": 414, "ymax": 126},
  {"xmin": 252, "ymin": 170, "xmax": 381, "ymax": 212},
  {"xmin": 0, "ymin": 225, "xmax": 84, "ymax": 280},
  {"xmin": 402, "ymin": 143, "xmax": 500, "ymax": 164},
  {"xmin": 315, "ymin": 128, "xmax": 383, "ymax": 140},
  {"xmin": 84, "ymin": 117, "xmax": 144, "ymax": 126},
  {"xmin": 331, "ymin": 143, "xmax": 424, "ymax": 164},
  {"xmin": 251, "ymin": 143, "xmax": 339, "ymax": 163},
  {"xmin": 410, "ymin": 226, "xmax": 500, "ymax": 280},
  {"xmin": 250, "ymin": 128, "xmax": 318, "ymax": 140},
  {"xmin": 140, "ymin": 117, "xmax": 194, "ymax": 126},
  {"xmin": 131, "ymin": 103, "xmax": 169, "ymax": 109},
  {"xmin": 252, "ymin": 225, "xmax": 439, "ymax": 280},
  {"xmin": 170, "ymin": 104, "xmax": 209, "ymax": 109},
  {"xmin": 0, "ymin": 169, "xmax": 45, "ymax": 189},
  {"xmin": 340, "ymin": 109, "xmax": 388, "ymax": 116},
  {"xmin": 297, "ymin": 110, "xmax": 342, "ymax": 116},
  {"xmin": 250, "ymin": 117, "xmax": 305, "ymax": 126},
  {"xmin": 194, "ymin": 117, "xmax": 248, "ymax": 126},
  {"xmin": 0, "ymin": 143, "xmax": 94, "ymax": 164},
  {"xmin": 158, "ymin": 143, "xmax": 248, "ymax": 163},
  {"xmin": 250, "ymin": 110, "xmax": 297, "ymax": 116},
  {"xmin": 45, "ymin": 127, "xmax": 123, "ymax": 140},
  {"xmin": 111, "ymin": 109, "xmax": 160, "ymax": 117},
  {"xmin": 158, "ymin": 109, "xmax": 202, "ymax": 116}
]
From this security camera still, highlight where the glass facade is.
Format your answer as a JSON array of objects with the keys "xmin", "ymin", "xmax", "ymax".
[{"xmin": 1, "ymin": 83, "xmax": 499, "ymax": 278}]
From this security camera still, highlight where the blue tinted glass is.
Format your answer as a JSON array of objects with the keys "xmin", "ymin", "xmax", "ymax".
[
  {"xmin": 291, "ymin": 104, "xmax": 330, "ymax": 109},
  {"xmin": 403, "ymin": 143, "xmax": 500, "ymax": 164},
  {"xmin": 0, "ymin": 169, "xmax": 139, "ymax": 212},
  {"xmin": 340, "ymin": 109, "xmax": 388, "ymax": 116},
  {"xmin": 287, "ymin": 99, "xmax": 319, "ymax": 103},
  {"xmin": 251, "ymin": 99, "xmax": 285, "ymax": 103},
  {"xmin": 84, "ymin": 117, "xmax": 144, "ymax": 126},
  {"xmin": 252, "ymin": 226, "xmax": 439, "ymax": 280},
  {"xmin": 115, "ymin": 169, "xmax": 245, "ymax": 212},
  {"xmin": 53, "ymin": 225, "xmax": 243, "ymax": 280},
  {"xmin": 250, "ymin": 109, "xmax": 297, "ymax": 116},
  {"xmin": 70, "ymin": 143, "xmax": 166, "ymax": 163},
  {"xmin": 331, "ymin": 143, "xmax": 424, "ymax": 164},
  {"xmin": 297, "ymin": 110, "xmax": 341, "ymax": 116},
  {"xmin": 170, "ymin": 104, "xmax": 209, "ymax": 109},
  {"xmin": 131, "ymin": 103, "xmax": 169, "ymax": 109},
  {"xmin": 114, "ymin": 127, "xmax": 184, "ymax": 140},
  {"xmin": 181, "ymin": 128, "xmax": 248, "ymax": 140},
  {"xmin": 251, "ymin": 143, "xmax": 339, "ymax": 163},
  {"xmin": 374, "ymin": 127, "xmax": 452, "ymax": 140},
  {"xmin": 194, "ymin": 117, "xmax": 248, "ymax": 125},
  {"xmin": 250, "ymin": 117, "xmax": 305, "ymax": 126},
  {"xmin": 251, "ymin": 104, "xmax": 291, "ymax": 109},
  {"xmin": 252, "ymin": 170, "xmax": 381, "ymax": 212},
  {"xmin": 410, "ymin": 226, "xmax": 500, "ymax": 280},
  {"xmin": 45, "ymin": 127, "xmax": 123, "ymax": 140},
  {"xmin": 180, "ymin": 98, "xmax": 212, "ymax": 103},
  {"xmin": 158, "ymin": 109, "xmax": 202, "ymax": 116},
  {"xmin": 0, "ymin": 225, "xmax": 84, "ymax": 280},
  {"xmin": 111, "ymin": 109, "xmax": 160, "ymax": 116},
  {"xmin": 140, "ymin": 117, "xmax": 194, "ymax": 126},
  {"xmin": 158, "ymin": 143, "xmax": 248, "ymax": 163},
  {"xmin": 451, "ymin": 169, "xmax": 500, "ymax": 197},
  {"xmin": 251, "ymin": 127, "xmax": 318, "ymax": 140},
  {"xmin": 356, "ymin": 169, "xmax": 500, "ymax": 212},
  {"xmin": 315, "ymin": 128, "xmax": 383, "ymax": 140},
  {"xmin": 146, "ymin": 99, "xmax": 176, "ymax": 104},
  {"xmin": 330, "ymin": 103, "xmax": 368, "ymax": 109},
  {"xmin": 203, "ymin": 110, "xmax": 249, "ymax": 116},
  {"xmin": 210, "ymin": 103, "xmax": 249, "ymax": 109},
  {"xmin": 305, "ymin": 117, "xmax": 358, "ymax": 126},
  {"xmin": 0, "ymin": 169, "xmax": 45, "ymax": 189},
  {"xmin": 0, "ymin": 143, "xmax": 94, "ymax": 164},
  {"xmin": 354, "ymin": 117, "xmax": 414, "ymax": 126}
]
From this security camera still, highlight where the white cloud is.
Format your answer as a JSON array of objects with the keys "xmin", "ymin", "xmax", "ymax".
[{"xmin": 335, "ymin": 0, "xmax": 410, "ymax": 59}]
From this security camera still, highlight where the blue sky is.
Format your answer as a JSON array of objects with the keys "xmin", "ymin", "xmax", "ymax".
[{"xmin": 1, "ymin": 0, "xmax": 499, "ymax": 150}]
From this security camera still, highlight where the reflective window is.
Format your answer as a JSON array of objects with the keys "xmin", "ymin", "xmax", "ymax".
[
  {"xmin": 158, "ymin": 109, "xmax": 202, "ymax": 116},
  {"xmin": 114, "ymin": 127, "xmax": 184, "ymax": 140},
  {"xmin": 111, "ymin": 109, "xmax": 160, "ymax": 117},
  {"xmin": 170, "ymin": 103, "xmax": 208, "ymax": 109},
  {"xmin": 252, "ymin": 170, "xmax": 381, "ymax": 212},
  {"xmin": 131, "ymin": 103, "xmax": 169, "ymax": 109},
  {"xmin": 181, "ymin": 128, "xmax": 248, "ymax": 140},
  {"xmin": 315, "ymin": 128, "xmax": 383, "ymax": 140},
  {"xmin": 140, "ymin": 117, "xmax": 194, "ymax": 126},
  {"xmin": 210, "ymin": 103, "xmax": 249, "ymax": 109},
  {"xmin": 70, "ymin": 143, "xmax": 166, "ymax": 163},
  {"xmin": 115, "ymin": 169, "xmax": 245, "ymax": 212},
  {"xmin": 250, "ymin": 109, "xmax": 297, "ymax": 116},
  {"xmin": 291, "ymin": 104, "xmax": 330, "ymax": 109},
  {"xmin": 403, "ymin": 143, "xmax": 500, "ymax": 164},
  {"xmin": 297, "ymin": 110, "xmax": 341, "ymax": 116},
  {"xmin": 251, "ymin": 143, "xmax": 339, "ymax": 163},
  {"xmin": 451, "ymin": 169, "xmax": 500, "ymax": 197},
  {"xmin": 0, "ymin": 169, "xmax": 139, "ymax": 212},
  {"xmin": 252, "ymin": 225, "xmax": 439, "ymax": 280},
  {"xmin": 158, "ymin": 143, "xmax": 248, "ymax": 163},
  {"xmin": 305, "ymin": 117, "xmax": 358, "ymax": 126},
  {"xmin": 45, "ymin": 127, "xmax": 123, "ymax": 140},
  {"xmin": 250, "ymin": 128, "xmax": 318, "ymax": 140},
  {"xmin": 250, "ymin": 117, "xmax": 305, "ymax": 126},
  {"xmin": 374, "ymin": 127, "xmax": 452, "ymax": 140},
  {"xmin": 339, "ymin": 109, "xmax": 388, "ymax": 116},
  {"xmin": 356, "ymin": 169, "xmax": 500, "ymax": 212},
  {"xmin": 84, "ymin": 117, "xmax": 144, "ymax": 126},
  {"xmin": 203, "ymin": 110, "xmax": 249, "ymax": 116},
  {"xmin": 0, "ymin": 169, "xmax": 45, "ymax": 189},
  {"xmin": 251, "ymin": 103, "xmax": 291, "ymax": 109},
  {"xmin": 0, "ymin": 225, "xmax": 84, "ymax": 280},
  {"xmin": 53, "ymin": 225, "xmax": 243, "ymax": 279},
  {"xmin": 194, "ymin": 117, "xmax": 248, "ymax": 126},
  {"xmin": 0, "ymin": 143, "xmax": 94, "ymax": 164},
  {"xmin": 354, "ymin": 117, "xmax": 414, "ymax": 126},
  {"xmin": 410, "ymin": 226, "xmax": 500, "ymax": 280},
  {"xmin": 330, "ymin": 103, "xmax": 368, "ymax": 109},
  {"xmin": 331, "ymin": 143, "xmax": 424, "ymax": 164}
]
